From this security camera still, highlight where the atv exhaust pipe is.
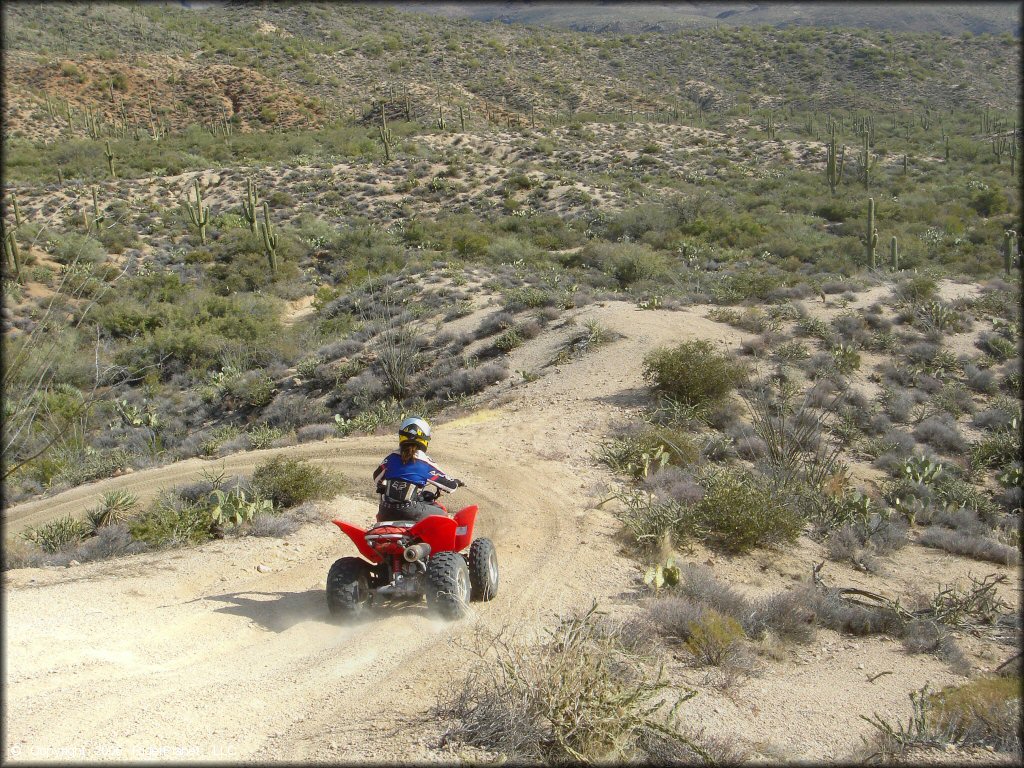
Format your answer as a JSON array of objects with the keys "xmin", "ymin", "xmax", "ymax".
[{"xmin": 403, "ymin": 543, "xmax": 431, "ymax": 563}]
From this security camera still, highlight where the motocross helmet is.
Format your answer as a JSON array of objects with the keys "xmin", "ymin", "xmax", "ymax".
[{"xmin": 398, "ymin": 416, "xmax": 431, "ymax": 450}]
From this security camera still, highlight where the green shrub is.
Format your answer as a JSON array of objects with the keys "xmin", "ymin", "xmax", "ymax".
[
  {"xmin": 248, "ymin": 423, "xmax": 285, "ymax": 450},
  {"xmin": 598, "ymin": 427, "xmax": 699, "ymax": 481},
  {"xmin": 51, "ymin": 232, "xmax": 106, "ymax": 265},
  {"xmin": 128, "ymin": 495, "xmax": 212, "ymax": 548},
  {"xmin": 684, "ymin": 609, "xmax": 747, "ymax": 666},
  {"xmin": 895, "ymin": 275, "xmax": 938, "ymax": 303},
  {"xmin": 493, "ymin": 328, "xmax": 523, "ymax": 353},
  {"xmin": 503, "ymin": 286, "xmax": 552, "ymax": 310},
  {"xmin": 224, "ymin": 371, "xmax": 276, "ymax": 409},
  {"xmin": 250, "ymin": 456, "xmax": 340, "ymax": 510},
  {"xmin": 21, "ymin": 514, "xmax": 91, "ymax": 553},
  {"xmin": 642, "ymin": 340, "xmax": 745, "ymax": 407},
  {"xmin": 928, "ymin": 676, "xmax": 1020, "ymax": 748},
  {"xmin": 686, "ymin": 469, "xmax": 803, "ymax": 553}
]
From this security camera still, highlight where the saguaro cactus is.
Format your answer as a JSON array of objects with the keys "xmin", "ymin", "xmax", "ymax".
[
  {"xmin": 11, "ymin": 193, "xmax": 23, "ymax": 228},
  {"xmin": 104, "ymin": 140, "xmax": 116, "ymax": 178},
  {"xmin": 458, "ymin": 104, "xmax": 465, "ymax": 131},
  {"xmin": 2, "ymin": 217, "xmax": 21, "ymax": 281},
  {"xmin": 992, "ymin": 134, "xmax": 1006, "ymax": 164},
  {"xmin": 860, "ymin": 130, "xmax": 871, "ymax": 187},
  {"xmin": 1006, "ymin": 230, "xmax": 1018, "ymax": 275},
  {"xmin": 185, "ymin": 178, "xmax": 209, "ymax": 245},
  {"xmin": 261, "ymin": 201, "xmax": 278, "ymax": 274},
  {"xmin": 866, "ymin": 197, "xmax": 878, "ymax": 269},
  {"xmin": 890, "ymin": 236, "xmax": 899, "ymax": 271},
  {"xmin": 90, "ymin": 186, "xmax": 104, "ymax": 233},
  {"xmin": 826, "ymin": 128, "xmax": 845, "ymax": 194},
  {"xmin": 378, "ymin": 103, "xmax": 394, "ymax": 162},
  {"xmin": 436, "ymin": 104, "xmax": 446, "ymax": 131},
  {"xmin": 241, "ymin": 178, "xmax": 259, "ymax": 233}
]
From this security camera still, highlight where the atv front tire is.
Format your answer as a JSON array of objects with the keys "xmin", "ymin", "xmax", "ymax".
[
  {"xmin": 425, "ymin": 551, "xmax": 471, "ymax": 619},
  {"xmin": 326, "ymin": 557, "xmax": 370, "ymax": 617},
  {"xmin": 468, "ymin": 538, "xmax": 499, "ymax": 601}
]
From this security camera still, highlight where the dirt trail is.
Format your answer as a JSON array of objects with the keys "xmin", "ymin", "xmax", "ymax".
[{"xmin": 3, "ymin": 298, "xmax": 1016, "ymax": 763}]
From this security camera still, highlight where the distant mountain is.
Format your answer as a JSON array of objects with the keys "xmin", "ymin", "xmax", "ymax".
[{"xmin": 384, "ymin": 2, "xmax": 1022, "ymax": 37}]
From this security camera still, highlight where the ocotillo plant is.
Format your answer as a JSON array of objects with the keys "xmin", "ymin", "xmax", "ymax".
[
  {"xmin": 1006, "ymin": 230, "xmax": 1018, "ymax": 275},
  {"xmin": 890, "ymin": 236, "xmax": 899, "ymax": 271},
  {"xmin": 261, "ymin": 201, "xmax": 278, "ymax": 274},
  {"xmin": 378, "ymin": 103, "xmax": 394, "ymax": 162},
  {"xmin": 103, "ymin": 140, "xmax": 116, "ymax": 178},
  {"xmin": 866, "ymin": 197, "xmax": 878, "ymax": 269},
  {"xmin": 241, "ymin": 178, "xmax": 259, "ymax": 233},
  {"xmin": 185, "ymin": 178, "xmax": 209, "ymax": 245}
]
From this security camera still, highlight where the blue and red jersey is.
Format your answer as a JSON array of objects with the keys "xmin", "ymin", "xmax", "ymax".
[{"xmin": 373, "ymin": 450, "xmax": 458, "ymax": 492}]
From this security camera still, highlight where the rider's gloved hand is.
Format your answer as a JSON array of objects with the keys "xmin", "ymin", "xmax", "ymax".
[{"xmin": 455, "ymin": 478, "xmax": 466, "ymax": 487}]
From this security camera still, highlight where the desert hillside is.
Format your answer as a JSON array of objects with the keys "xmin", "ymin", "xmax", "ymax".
[{"xmin": 2, "ymin": 2, "xmax": 1021, "ymax": 765}]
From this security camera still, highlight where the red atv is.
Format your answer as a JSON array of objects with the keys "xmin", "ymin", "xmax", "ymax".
[{"xmin": 327, "ymin": 504, "xmax": 498, "ymax": 620}]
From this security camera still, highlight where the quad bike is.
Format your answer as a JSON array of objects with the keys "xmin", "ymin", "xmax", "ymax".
[{"xmin": 327, "ymin": 503, "xmax": 498, "ymax": 620}]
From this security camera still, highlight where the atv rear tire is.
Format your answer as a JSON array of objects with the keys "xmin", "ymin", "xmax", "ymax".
[
  {"xmin": 425, "ymin": 551, "xmax": 470, "ymax": 619},
  {"xmin": 326, "ymin": 557, "xmax": 370, "ymax": 617},
  {"xmin": 468, "ymin": 538, "xmax": 499, "ymax": 601}
]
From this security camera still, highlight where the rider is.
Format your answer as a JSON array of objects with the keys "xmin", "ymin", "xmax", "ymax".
[{"xmin": 373, "ymin": 417, "xmax": 462, "ymax": 522}]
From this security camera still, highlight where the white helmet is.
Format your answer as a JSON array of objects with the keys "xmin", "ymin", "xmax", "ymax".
[{"xmin": 398, "ymin": 416, "xmax": 431, "ymax": 450}]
